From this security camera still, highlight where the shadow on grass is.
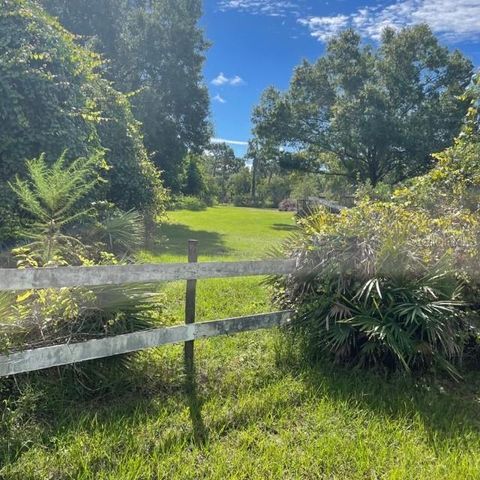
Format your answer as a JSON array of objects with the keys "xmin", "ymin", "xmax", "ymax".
[
  {"xmin": 69, "ymin": 357, "xmax": 480, "ymax": 444},
  {"xmin": 270, "ymin": 223, "xmax": 298, "ymax": 232},
  {"xmin": 153, "ymin": 223, "xmax": 231, "ymax": 257},
  {"xmin": 288, "ymin": 359, "xmax": 480, "ymax": 442},
  {"xmin": 185, "ymin": 369, "xmax": 208, "ymax": 446},
  {"xmin": 7, "ymin": 345, "xmax": 480, "ymax": 470},
  {"xmin": 60, "ymin": 370, "xmax": 478, "ymax": 458}
]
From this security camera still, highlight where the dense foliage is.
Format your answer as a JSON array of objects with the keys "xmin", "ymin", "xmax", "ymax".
[
  {"xmin": 167, "ymin": 143, "xmax": 247, "ymax": 208},
  {"xmin": 183, "ymin": 154, "xmax": 208, "ymax": 198},
  {"xmin": 252, "ymin": 26, "xmax": 473, "ymax": 187},
  {"xmin": 41, "ymin": 0, "xmax": 211, "ymax": 191},
  {"xmin": 0, "ymin": 0, "xmax": 165, "ymax": 240},
  {"xmin": 274, "ymin": 203, "xmax": 476, "ymax": 377},
  {"xmin": 273, "ymin": 77, "xmax": 480, "ymax": 377},
  {"xmin": 203, "ymin": 143, "xmax": 244, "ymax": 202},
  {"xmin": 1, "ymin": 153, "xmax": 163, "ymax": 392},
  {"xmin": 93, "ymin": 82, "xmax": 166, "ymax": 218}
]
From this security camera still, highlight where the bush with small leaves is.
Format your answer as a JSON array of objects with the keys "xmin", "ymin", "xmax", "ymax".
[
  {"xmin": 272, "ymin": 203, "xmax": 477, "ymax": 378},
  {"xmin": 0, "ymin": 0, "xmax": 166, "ymax": 240},
  {"xmin": 1, "ymin": 152, "xmax": 164, "ymax": 392}
]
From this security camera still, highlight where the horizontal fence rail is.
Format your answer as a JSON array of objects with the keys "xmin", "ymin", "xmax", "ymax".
[
  {"xmin": 0, "ymin": 259, "xmax": 296, "ymax": 291},
  {"xmin": 0, "ymin": 248, "xmax": 297, "ymax": 377},
  {"xmin": 0, "ymin": 311, "xmax": 291, "ymax": 377}
]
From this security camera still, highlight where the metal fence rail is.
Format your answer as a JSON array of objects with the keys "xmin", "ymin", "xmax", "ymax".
[
  {"xmin": 0, "ymin": 259, "xmax": 296, "ymax": 291},
  {"xmin": 0, "ymin": 245, "xmax": 296, "ymax": 377}
]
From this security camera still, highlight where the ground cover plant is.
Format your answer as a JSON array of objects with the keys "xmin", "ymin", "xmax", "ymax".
[
  {"xmin": 271, "ymin": 78, "xmax": 480, "ymax": 379},
  {"xmin": 1, "ymin": 207, "xmax": 480, "ymax": 479}
]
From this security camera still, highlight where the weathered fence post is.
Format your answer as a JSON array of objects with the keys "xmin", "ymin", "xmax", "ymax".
[
  {"xmin": 0, "ymin": 255, "xmax": 295, "ymax": 377},
  {"xmin": 184, "ymin": 239, "xmax": 198, "ymax": 378}
]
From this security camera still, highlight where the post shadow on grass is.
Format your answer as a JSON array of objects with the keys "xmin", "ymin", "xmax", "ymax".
[
  {"xmin": 153, "ymin": 223, "xmax": 230, "ymax": 257},
  {"xmin": 184, "ymin": 368, "xmax": 208, "ymax": 446}
]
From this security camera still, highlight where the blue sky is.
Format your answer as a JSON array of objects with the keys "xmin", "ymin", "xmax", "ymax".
[{"xmin": 201, "ymin": 0, "xmax": 480, "ymax": 157}]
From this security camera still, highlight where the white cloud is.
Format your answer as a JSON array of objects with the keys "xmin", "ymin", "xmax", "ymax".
[
  {"xmin": 211, "ymin": 137, "xmax": 248, "ymax": 146},
  {"xmin": 230, "ymin": 75, "xmax": 245, "ymax": 86},
  {"xmin": 212, "ymin": 72, "xmax": 229, "ymax": 86},
  {"xmin": 212, "ymin": 72, "xmax": 246, "ymax": 86},
  {"xmin": 218, "ymin": 0, "xmax": 299, "ymax": 17},
  {"xmin": 213, "ymin": 94, "xmax": 227, "ymax": 104},
  {"xmin": 298, "ymin": 14, "xmax": 349, "ymax": 42},
  {"xmin": 299, "ymin": 0, "xmax": 480, "ymax": 43}
]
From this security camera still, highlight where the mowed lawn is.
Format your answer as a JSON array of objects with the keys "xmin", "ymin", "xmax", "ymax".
[
  {"xmin": 3, "ymin": 206, "xmax": 480, "ymax": 479},
  {"xmin": 139, "ymin": 206, "xmax": 297, "ymax": 322},
  {"xmin": 143, "ymin": 205, "xmax": 297, "ymax": 262}
]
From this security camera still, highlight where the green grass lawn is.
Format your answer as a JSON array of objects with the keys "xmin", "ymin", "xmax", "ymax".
[
  {"xmin": 138, "ymin": 206, "xmax": 297, "ymax": 322},
  {"xmin": 142, "ymin": 205, "xmax": 297, "ymax": 263},
  {"xmin": 2, "ymin": 206, "xmax": 480, "ymax": 479}
]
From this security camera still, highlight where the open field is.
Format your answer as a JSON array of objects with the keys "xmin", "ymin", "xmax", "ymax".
[
  {"xmin": 139, "ymin": 206, "xmax": 297, "ymax": 322},
  {"xmin": 2, "ymin": 206, "xmax": 480, "ymax": 479}
]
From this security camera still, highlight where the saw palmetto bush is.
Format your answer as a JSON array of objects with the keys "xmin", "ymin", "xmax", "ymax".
[
  {"xmin": 1, "ymin": 152, "xmax": 164, "ymax": 389},
  {"xmin": 87, "ymin": 207, "xmax": 146, "ymax": 259},
  {"xmin": 272, "ymin": 202, "xmax": 479, "ymax": 378},
  {"xmin": 0, "ymin": 283, "xmax": 163, "ymax": 391}
]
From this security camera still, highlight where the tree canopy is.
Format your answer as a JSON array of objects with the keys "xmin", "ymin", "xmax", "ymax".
[
  {"xmin": 203, "ymin": 143, "xmax": 244, "ymax": 202},
  {"xmin": 41, "ymin": 0, "xmax": 212, "ymax": 190},
  {"xmin": 252, "ymin": 26, "xmax": 473, "ymax": 186},
  {"xmin": 0, "ymin": 0, "xmax": 164, "ymax": 239}
]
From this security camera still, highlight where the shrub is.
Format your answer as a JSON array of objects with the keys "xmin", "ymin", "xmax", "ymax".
[
  {"xmin": 0, "ymin": 0, "xmax": 166, "ymax": 240},
  {"xmin": 9, "ymin": 151, "xmax": 150, "ymax": 265},
  {"xmin": 272, "ymin": 203, "xmax": 477, "ymax": 378},
  {"xmin": 169, "ymin": 195, "xmax": 208, "ymax": 211},
  {"xmin": 231, "ymin": 195, "xmax": 252, "ymax": 207},
  {"xmin": 0, "ymin": 284, "xmax": 163, "ymax": 354},
  {"xmin": 9, "ymin": 151, "xmax": 101, "ymax": 266}
]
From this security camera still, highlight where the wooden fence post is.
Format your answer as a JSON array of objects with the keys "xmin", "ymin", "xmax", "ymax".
[{"xmin": 184, "ymin": 239, "xmax": 198, "ymax": 377}]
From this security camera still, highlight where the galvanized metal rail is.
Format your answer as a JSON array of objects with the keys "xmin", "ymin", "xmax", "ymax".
[
  {"xmin": 0, "ymin": 259, "xmax": 296, "ymax": 291},
  {"xmin": 0, "ymin": 254, "xmax": 296, "ymax": 377}
]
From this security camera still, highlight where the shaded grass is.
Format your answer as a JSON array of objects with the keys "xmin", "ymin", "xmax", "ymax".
[
  {"xmin": 2, "ymin": 206, "xmax": 480, "ymax": 478},
  {"xmin": 139, "ymin": 206, "xmax": 297, "ymax": 324},
  {"xmin": 141, "ymin": 206, "xmax": 297, "ymax": 262},
  {"xmin": 3, "ymin": 333, "xmax": 480, "ymax": 479}
]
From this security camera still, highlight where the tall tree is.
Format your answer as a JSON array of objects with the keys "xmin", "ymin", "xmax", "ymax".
[
  {"xmin": 0, "ymin": 0, "xmax": 164, "ymax": 239},
  {"xmin": 252, "ymin": 26, "xmax": 473, "ymax": 186},
  {"xmin": 204, "ymin": 143, "xmax": 243, "ymax": 202},
  {"xmin": 41, "ymin": 0, "xmax": 211, "ymax": 190},
  {"xmin": 246, "ymin": 139, "xmax": 283, "ymax": 201},
  {"xmin": 183, "ymin": 154, "xmax": 206, "ymax": 197}
]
